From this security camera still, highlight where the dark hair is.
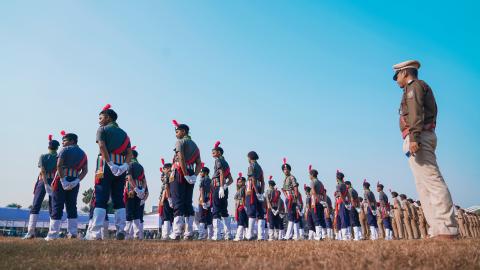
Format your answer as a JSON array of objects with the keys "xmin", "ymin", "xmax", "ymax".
[
  {"xmin": 363, "ymin": 182, "xmax": 370, "ymax": 189},
  {"xmin": 336, "ymin": 172, "xmax": 345, "ymax": 180},
  {"xmin": 163, "ymin": 163, "xmax": 172, "ymax": 169},
  {"xmin": 377, "ymin": 184, "xmax": 384, "ymax": 190},
  {"xmin": 310, "ymin": 169, "xmax": 318, "ymax": 178},
  {"xmin": 63, "ymin": 133, "xmax": 78, "ymax": 144},
  {"xmin": 247, "ymin": 151, "xmax": 259, "ymax": 161},
  {"xmin": 176, "ymin": 124, "xmax": 189, "ymax": 134},
  {"xmin": 391, "ymin": 191, "xmax": 398, "ymax": 197},
  {"xmin": 99, "ymin": 109, "xmax": 118, "ymax": 122},
  {"xmin": 282, "ymin": 164, "xmax": 291, "ymax": 171},
  {"xmin": 399, "ymin": 194, "xmax": 407, "ymax": 199},
  {"xmin": 48, "ymin": 140, "xmax": 60, "ymax": 150},
  {"xmin": 132, "ymin": 150, "xmax": 138, "ymax": 158},
  {"xmin": 201, "ymin": 167, "xmax": 210, "ymax": 174},
  {"xmin": 213, "ymin": 147, "xmax": 224, "ymax": 155},
  {"xmin": 344, "ymin": 180, "xmax": 351, "ymax": 186},
  {"xmin": 268, "ymin": 180, "xmax": 276, "ymax": 187}
]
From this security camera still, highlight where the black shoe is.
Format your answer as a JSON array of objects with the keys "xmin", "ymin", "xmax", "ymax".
[{"xmin": 116, "ymin": 232, "xmax": 125, "ymax": 240}]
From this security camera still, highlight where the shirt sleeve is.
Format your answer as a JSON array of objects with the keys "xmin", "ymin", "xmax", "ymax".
[
  {"xmin": 291, "ymin": 176, "xmax": 298, "ymax": 187},
  {"xmin": 96, "ymin": 127, "xmax": 105, "ymax": 143},
  {"xmin": 127, "ymin": 163, "xmax": 134, "ymax": 177},
  {"xmin": 175, "ymin": 140, "xmax": 183, "ymax": 154},
  {"xmin": 247, "ymin": 164, "xmax": 254, "ymax": 177},
  {"xmin": 406, "ymin": 82, "xmax": 425, "ymax": 142},
  {"xmin": 38, "ymin": 155, "xmax": 44, "ymax": 169}
]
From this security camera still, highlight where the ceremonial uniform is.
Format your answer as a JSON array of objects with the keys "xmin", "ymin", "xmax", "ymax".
[
  {"xmin": 417, "ymin": 203, "xmax": 428, "ymax": 239},
  {"xmin": 334, "ymin": 176, "xmax": 351, "ymax": 240},
  {"xmin": 310, "ymin": 179, "xmax": 327, "ymax": 240},
  {"xmin": 25, "ymin": 148, "xmax": 57, "ymax": 239},
  {"xmin": 124, "ymin": 160, "xmax": 146, "ymax": 239},
  {"xmin": 92, "ymin": 121, "xmax": 131, "ymax": 239},
  {"xmin": 324, "ymin": 195, "xmax": 334, "ymax": 239},
  {"xmin": 234, "ymin": 183, "xmax": 248, "ymax": 241},
  {"xmin": 282, "ymin": 174, "xmax": 300, "ymax": 240},
  {"xmin": 400, "ymin": 197, "xmax": 414, "ymax": 239},
  {"xmin": 171, "ymin": 136, "xmax": 201, "ymax": 239},
  {"xmin": 378, "ymin": 190, "xmax": 393, "ymax": 240},
  {"xmin": 358, "ymin": 200, "xmax": 369, "ymax": 240},
  {"xmin": 245, "ymin": 161, "xmax": 265, "ymax": 240},
  {"xmin": 48, "ymin": 143, "xmax": 87, "ymax": 240},
  {"xmin": 266, "ymin": 186, "xmax": 283, "ymax": 241},
  {"xmin": 198, "ymin": 174, "xmax": 213, "ymax": 240},
  {"xmin": 211, "ymin": 156, "xmax": 232, "ymax": 240},
  {"xmin": 304, "ymin": 191, "xmax": 315, "ymax": 240},
  {"xmin": 159, "ymin": 170, "xmax": 174, "ymax": 240},
  {"xmin": 394, "ymin": 60, "xmax": 457, "ymax": 237},
  {"xmin": 347, "ymin": 185, "xmax": 362, "ymax": 241},
  {"xmin": 408, "ymin": 200, "xmax": 420, "ymax": 239},
  {"xmin": 363, "ymin": 187, "xmax": 379, "ymax": 240}
]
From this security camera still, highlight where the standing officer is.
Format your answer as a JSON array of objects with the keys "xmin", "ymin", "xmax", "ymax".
[
  {"xmin": 345, "ymin": 180, "xmax": 362, "ymax": 241},
  {"xmin": 266, "ymin": 177, "xmax": 282, "ymax": 241},
  {"xmin": 309, "ymin": 167, "xmax": 327, "ymax": 240},
  {"xmin": 211, "ymin": 141, "xmax": 233, "ymax": 240},
  {"xmin": 376, "ymin": 183, "xmax": 393, "ymax": 240},
  {"xmin": 399, "ymin": 194, "xmax": 414, "ymax": 239},
  {"xmin": 393, "ymin": 60, "xmax": 457, "ymax": 239},
  {"xmin": 334, "ymin": 170, "xmax": 351, "ymax": 240},
  {"xmin": 197, "ymin": 166, "xmax": 212, "ymax": 240},
  {"xmin": 46, "ymin": 131, "xmax": 88, "ymax": 240},
  {"xmin": 244, "ymin": 151, "xmax": 265, "ymax": 240},
  {"xmin": 24, "ymin": 135, "xmax": 59, "ymax": 239},
  {"xmin": 417, "ymin": 200, "xmax": 428, "ymax": 239},
  {"xmin": 159, "ymin": 162, "xmax": 174, "ymax": 240},
  {"xmin": 170, "ymin": 120, "xmax": 202, "ymax": 240},
  {"xmin": 234, "ymin": 173, "xmax": 248, "ymax": 241},
  {"xmin": 391, "ymin": 191, "xmax": 404, "ymax": 239},
  {"xmin": 281, "ymin": 158, "xmax": 300, "ymax": 240},
  {"xmin": 90, "ymin": 104, "xmax": 132, "ymax": 240},
  {"xmin": 362, "ymin": 180, "xmax": 378, "ymax": 240}
]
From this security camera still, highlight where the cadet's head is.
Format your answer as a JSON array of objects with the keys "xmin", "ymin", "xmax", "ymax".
[
  {"xmin": 392, "ymin": 60, "xmax": 420, "ymax": 88},
  {"xmin": 304, "ymin": 185, "xmax": 311, "ymax": 194},
  {"xmin": 200, "ymin": 166, "xmax": 210, "ymax": 177},
  {"xmin": 358, "ymin": 196, "xmax": 363, "ymax": 201},
  {"xmin": 336, "ymin": 171, "xmax": 345, "ymax": 182},
  {"xmin": 399, "ymin": 194, "xmax": 407, "ymax": 200},
  {"xmin": 391, "ymin": 191, "xmax": 398, "ymax": 198},
  {"xmin": 131, "ymin": 146, "xmax": 138, "ymax": 158},
  {"xmin": 99, "ymin": 104, "xmax": 117, "ymax": 126},
  {"xmin": 407, "ymin": 198, "xmax": 414, "ymax": 203},
  {"xmin": 363, "ymin": 181, "xmax": 370, "ymax": 190},
  {"xmin": 163, "ymin": 163, "xmax": 172, "ymax": 173},
  {"xmin": 416, "ymin": 200, "xmax": 421, "ymax": 206},
  {"xmin": 47, "ymin": 135, "xmax": 60, "ymax": 151},
  {"xmin": 247, "ymin": 151, "xmax": 259, "ymax": 162},
  {"xmin": 282, "ymin": 158, "xmax": 291, "ymax": 175},
  {"xmin": 268, "ymin": 180, "xmax": 276, "ymax": 188},
  {"xmin": 212, "ymin": 141, "xmax": 223, "ymax": 157},
  {"xmin": 61, "ymin": 130, "xmax": 78, "ymax": 146},
  {"xmin": 455, "ymin": 205, "xmax": 460, "ymax": 210},
  {"xmin": 376, "ymin": 183, "xmax": 384, "ymax": 191},
  {"xmin": 237, "ymin": 173, "xmax": 246, "ymax": 187},
  {"xmin": 309, "ymin": 169, "xmax": 318, "ymax": 180},
  {"xmin": 172, "ymin": 120, "xmax": 189, "ymax": 139},
  {"xmin": 345, "ymin": 180, "xmax": 351, "ymax": 187}
]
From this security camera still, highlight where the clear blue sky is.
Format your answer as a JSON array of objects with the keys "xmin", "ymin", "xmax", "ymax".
[{"xmin": 1, "ymin": 1, "xmax": 479, "ymax": 213}]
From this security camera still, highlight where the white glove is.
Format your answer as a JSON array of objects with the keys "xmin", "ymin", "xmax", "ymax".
[
  {"xmin": 115, "ymin": 163, "xmax": 129, "ymax": 176},
  {"xmin": 256, "ymin": 193, "xmax": 264, "ymax": 201},
  {"xmin": 44, "ymin": 183, "xmax": 53, "ymax": 196},
  {"xmin": 135, "ymin": 187, "xmax": 145, "ymax": 199},
  {"xmin": 185, "ymin": 175, "xmax": 197, "ymax": 185},
  {"xmin": 140, "ymin": 200, "xmax": 145, "ymax": 206},
  {"xmin": 168, "ymin": 198, "xmax": 173, "ymax": 208},
  {"xmin": 69, "ymin": 178, "xmax": 80, "ymax": 189},
  {"xmin": 202, "ymin": 203, "xmax": 209, "ymax": 210},
  {"xmin": 273, "ymin": 209, "xmax": 279, "ymax": 216},
  {"xmin": 204, "ymin": 201, "xmax": 211, "ymax": 208},
  {"xmin": 219, "ymin": 186, "xmax": 225, "ymax": 199},
  {"xmin": 107, "ymin": 161, "xmax": 119, "ymax": 175},
  {"xmin": 60, "ymin": 178, "xmax": 71, "ymax": 190},
  {"xmin": 320, "ymin": 201, "xmax": 327, "ymax": 208},
  {"xmin": 372, "ymin": 209, "xmax": 377, "ymax": 216}
]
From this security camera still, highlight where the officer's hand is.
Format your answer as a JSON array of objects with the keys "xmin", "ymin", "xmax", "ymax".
[
  {"xmin": 409, "ymin": 142, "xmax": 420, "ymax": 155},
  {"xmin": 219, "ymin": 186, "xmax": 225, "ymax": 199}
]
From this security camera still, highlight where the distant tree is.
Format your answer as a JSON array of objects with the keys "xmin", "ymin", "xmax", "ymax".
[
  {"xmin": 81, "ymin": 187, "xmax": 114, "ymax": 214},
  {"xmin": 28, "ymin": 200, "xmax": 49, "ymax": 210},
  {"xmin": 81, "ymin": 206, "xmax": 90, "ymax": 213},
  {"xmin": 7, "ymin": 203, "xmax": 22, "ymax": 209}
]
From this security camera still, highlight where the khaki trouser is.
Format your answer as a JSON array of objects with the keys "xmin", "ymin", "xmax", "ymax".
[
  {"xmin": 377, "ymin": 215, "xmax": 385, "ymax": 239},
  {"xmin": 419, "ymin": 220, "xmax": 428, "ymax": 238},
  {"xmin": 403, "ymin": 131, "xmax": 458, "ymax": 236},
  {"xmin": 394, "ymin": 209, "xmax": 404, "ymax": 239},
  {"xmin": 457, "ymin": 219, "xmax": 466, "ymax": 238},
  {"xmin": 392, "ymin": 215, "xmax": 399, "ymax": 239},
  {"xmin": 403, "ymin": 213, "xmax": 414, "ymax": 239},
  {"xmin": 410, "ymin": 218, "xmax": 419, "ymax": 239},
  {"xmin": 359, "ymin": 211, "xmax": 369, "ymax": 239}
]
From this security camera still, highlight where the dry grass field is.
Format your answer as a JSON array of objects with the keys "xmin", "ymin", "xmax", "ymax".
[{"xmin": 0, "ymin": 237, "xmax": 479, "ymax": 270}]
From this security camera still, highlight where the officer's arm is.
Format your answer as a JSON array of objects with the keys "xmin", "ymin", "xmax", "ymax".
[
  {"xmin": 98, "ymin": 141, "xmax": 111, "ymax": 163},
  {"xmin": 219, "ymin": 169, "xmax": 225, "ymax": 187},
  {"xmin": 226, "ymin": 174, "xmax": 233, "ymax": 186},
  {"xmin": 199, "ymin": 186, "xmax": 204, "ymax": 203},
  {"xmin": 57, "ymin": 157, "xmax": 65, "ymax": 178},
  {"xmin": 125, "ymin": 147, "xmax": 133, "ymax": 163},
  {"xmin": 126, "ymin": 174, "xmax": 136, "ymax": 189},
  {"xmin": 78, "ymin": 161, "xmax": 88, "ymax": 181},
  {"xmin": 194, "ymin": 156, "xmax": 202, "ymax": 176},
  {"xmin": 406, "ymin": 84, "xmax": 425, "ymax": 142},
  {"xmin": 39, "ymin": 167, "xmax": 47, "ymax": 185}
]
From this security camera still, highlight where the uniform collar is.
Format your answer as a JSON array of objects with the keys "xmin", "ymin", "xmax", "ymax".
[{"xmin": 407, "ymin": 79, "xmax": 415, "ymax": 85}]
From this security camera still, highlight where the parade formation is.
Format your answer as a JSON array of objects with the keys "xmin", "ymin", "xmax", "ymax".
[{"xmin": 22, "ymin": 60, "xmax": 480, "ymax": 242}]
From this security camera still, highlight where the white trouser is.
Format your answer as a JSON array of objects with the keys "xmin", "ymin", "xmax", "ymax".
[
  {"xmin": 184, "ymin": 216, "xmax": 194, "ymax": 238},
  {"xmin": 67, "ymin": 218, "xmax": 78, "ymax": 237},
  {"xmin": 292, "ymin": 223, "xmax": 299, "ymax": 240},
  {"xmin": 315, "ymin": 226, "xmax": 322, "ymax": 240},
  {"xmin": 26, "ymin": 214, "xmax": 38, "ymax": 236},
  {"xmin": 88, "ymin": 208, "xmax": 106, "ymax": 240},
  {"xmin": 284, "ymin": 221, "xmax": 293, "ymax": 240},
  {"xmin": 133, "ymin": 219, "xmax": 142, "ymax": 239},
  {"xmin": 212, "ymin": 219, "xmax": 220, "ymax": 241},
  {"xmin": 161, "ymin": 221, "xmax": 171, "ymax": 240},
  {"xmin": 222, "ymin": 217, "xmax": 231, "ymax": 240},
  {"xmin": 198, "ymin": 223, "xmax": 207, "ymax": 240},
  {"xmin": 234, "ymin": 226, "xmax": 244, "ymax": 241},
  {"xmin": 257, "ymin": 219, "xmax": 265, "ymax": 240},
  {"xmin": 45, "ymin": 219, "xmax": 61, "ymax": 241},
  {"xmin": 115, "ymin": 208, "xmax": 126, "ymax": 236},
  {"xmin": 246, "ymin": 218, "xmax": 256, "ymax": 240},
  {"xmin": 170, "ymin": 216, "xmax": 184, "ymax": 239}
]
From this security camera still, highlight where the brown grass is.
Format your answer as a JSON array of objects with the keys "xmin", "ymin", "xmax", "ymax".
[{"xmin": 0, "ymin": 237, "xmax": 479, "ymax": 270}]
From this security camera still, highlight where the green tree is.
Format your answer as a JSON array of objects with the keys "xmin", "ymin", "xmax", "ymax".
[
  {"xmin": 7, "ymin": 203, "xmax": 22, "ymax": 209},
  {"xmin": 81, "ymin": 187, "xmax": 114, "ymax": 214}
]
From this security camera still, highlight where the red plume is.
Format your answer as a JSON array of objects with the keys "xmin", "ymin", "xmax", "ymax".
[
  {"xmin": 102, "ymin": 104, "xmax": 111, "ymax": 111},
  {"xmin": 160, "ymin": 168, "xmax": 163, "ymax": 173},
  {"xmin": 336, "ymin": 169, "xmax": 340, "ymax": 173},
  {"xmin": 131, "ymin": 146, "xmax": 136, "ymax": 150},
  {"xmin": 60, "ymin": 130, "xmax": 66, "ymax": 136},
  {"xmin": 238, "ymin": 172, "xmax": 243, "ymax": 178},
  {"xmin": 304, "ymin": 184, "xmax": 308, "ymax": 190},
  {"xmin": 201, "ymin": 162, "xmax": 205, "ymax": 168},
  {"xmin": 283, "ymin": 158, "xmax": 287, "ymax": 165},
  {"xmin": 308, "ymin": 165, "xmax": 312, "ymax": 172},
  {"xmin": 172, "ymin": 120, "xmax": 179, "ymax": 127},
  {"xmin": 161, "ymin": 158, "xmax": 165, "ymax": 166},
  {"xmin": 214, "ymin": 141, "xmax": 221, "ymax": 148},
  {"xmin": 363, "ymin": 179, "xmax": 367, "ymax": 183},
  {"xmin": 48, "ymin": 135, "xmax": 53, "ymax": 141},
  {"xmin": 269, "ymin": 175, "xmax": 273, "ymax": 180}
]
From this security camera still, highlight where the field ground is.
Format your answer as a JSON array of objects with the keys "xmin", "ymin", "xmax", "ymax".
[{"xmin": 0, "ymin": 237, "xmax": 479, "ymax": 270}]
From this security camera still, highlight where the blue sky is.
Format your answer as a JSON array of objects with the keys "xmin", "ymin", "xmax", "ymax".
[{"xmin": 1, "ymin": 1, "xmax": 479, "ymax": 213}]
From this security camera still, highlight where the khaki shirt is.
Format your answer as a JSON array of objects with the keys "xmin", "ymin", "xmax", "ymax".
[{"xmin": 399, "ymin": 79, "xmax": 438, "ymax": 142}]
